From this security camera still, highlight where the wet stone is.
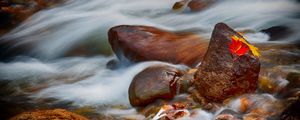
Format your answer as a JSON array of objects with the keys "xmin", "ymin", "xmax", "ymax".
[
  {"xmin": 129, "ymin": 65, "xmax": 187, "ymax": 107},
  {"xmin": 193, "ymin": 23, "xmax": 260, "ymax": 102}
]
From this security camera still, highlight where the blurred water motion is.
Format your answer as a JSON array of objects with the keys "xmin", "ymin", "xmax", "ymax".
[{"xmin": 0, "ymin": 0, "xmax": 300, "ymax": 119}]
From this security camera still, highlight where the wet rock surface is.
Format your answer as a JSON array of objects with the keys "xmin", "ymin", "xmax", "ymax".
[
  {"xmin": 108, "ymin": 25, "xmax": 208, "ymax": 67},
  {"xmin": 172, "ymin": 0, "xmax": 214, "ymax": 12},
  {"xmin": 9, "ymin": 109, "xmax": 88, "ymax": 120},
  {"xmin": 187, "ymin": 0, "xmax": 214, "ymax": 12},
  {"xmin": 193, "ymin": 23, "xmax": 260, "ymax": 102},
  {"xmin": 129, "ymin": 65, "xmax": 189, "ymax": 107}
]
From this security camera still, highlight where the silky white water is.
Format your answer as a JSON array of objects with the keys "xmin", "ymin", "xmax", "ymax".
[
  {"xmin": 1, "ymin": 0, "xmax": 299, "ymax": 58},
  {"xmin": 0, "ymin": 0, "xmax": 299, "ymax": 119}
]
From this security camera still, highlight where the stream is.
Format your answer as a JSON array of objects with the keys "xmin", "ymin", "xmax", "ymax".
[{"xmin": 0, "ymin": 0, "xmax": 300, "ymax": 119}]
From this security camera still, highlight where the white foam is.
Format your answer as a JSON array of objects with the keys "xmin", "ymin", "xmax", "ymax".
[{"xmin": 31, "ymin": 60, "xmax": 181, "ymax": 106}]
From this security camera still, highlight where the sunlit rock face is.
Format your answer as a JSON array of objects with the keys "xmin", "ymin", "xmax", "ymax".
[
  {"xmin": 108, "ymin": 25, "xmax": 208, "ymax": 67},
  {"xmin": 194, "ymin": 23, "xmax": 260, "ymax": 102},
  {"xmin": 129, "ymin": 65, "xmax": 186, "ymax": 107}
]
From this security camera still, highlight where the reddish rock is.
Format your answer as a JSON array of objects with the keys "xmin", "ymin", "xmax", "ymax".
[
  {"xmin": 108, "ymin": 25, "xmax": 208, "ymax": 67},
  {"xmin": 188, "ymin": 0, "xmax": 214, "ymax": 12},
  {"xmin": 129, "ymin": 65, "xmax": 187, "ymax": 107},
  {"xmin": 193, "ymin": 23, "xmax": 260, "ymax": 102},
  {"xmin": 9, "ymin": 109, "xmax": 88, "ymax": 120},
  {"xmin": 172, "ymin": 0, "xmax": 214, "ymax": 12}
]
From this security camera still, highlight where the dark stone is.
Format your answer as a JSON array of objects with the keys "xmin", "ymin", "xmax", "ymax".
[
  {"xmin": 172, "ymin": 0, "xmax": 214, "ymax": 12},
  {"xmin": 106, "ymin": 59, "xmax": 119, "ymax": 70},
  {"xmin": 280, "ymin": 100, "xmax": 300, "ymax": 120},
  {"xmin": 261, "ymin": 26, "xmax": 293, "ymax": 41},
  {"xmin": 286, "ymin": 72, "xmax": 300, "ymax": 89},
  {"xmin": 129, "ymin": 65, "xmax": 185, "ymax": 107},
  {"xmin": 0, "ymin": 10, "xmax": 12, "ymax": 28},
  {"xmin": 108, "ymin": 25, "xmax": 208, "ymax": 67},
  {"xmin": 194, "ymin": 23, "xmax": 260, "ymax": 102}
]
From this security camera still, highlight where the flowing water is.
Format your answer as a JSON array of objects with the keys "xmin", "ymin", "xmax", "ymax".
[{"xmin": 0, "ymin": 0, "xmax": 300, "ymax": 119}]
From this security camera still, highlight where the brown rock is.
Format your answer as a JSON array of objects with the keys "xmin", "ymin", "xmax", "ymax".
[
  {"xmin": 9, "ymin": 109, "xmax": 88, "ymax": 120},
  {"xmin": 171, "ymin": 0, "xmax": 214, "ymax": 12},
  {"xmin": 194, "ymin": 23, "xmax": 260, "ymax": 102},
  {"xmin": 108, "ymin": 25, "xmax": 208, "ymax": 67},
  {"xmin": 172, "ymin": 1, "xmax": 187, "ymax": 11},
  {"xmin": 129, "ymin": 65, "xmax": 187, "ymax": 107},
  {"xmin": 188, "ymin": 0, "xmax": 214, "ymax": 12}
]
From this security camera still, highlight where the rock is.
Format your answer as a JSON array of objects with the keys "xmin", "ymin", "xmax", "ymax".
[
  {"xmin": 280, "ymin": 100, "xmax": 300, "ymax": 120},
  {"xmin": 172, "ymin": 1, "xmax": 187, "ymax": 11},
  {"xmin": 172, "ymin": 0, "xmax": 214, "ymax": 12},
  {"xmin": 215, "ymin": 109, "xmax": 242, "ymax": 120},
  {"xmin": 260, "ymin": 26, "xmax": 293, "ymax": 41},
  {"xmin": 108, "ymin": 25, "xmax": 208, "ymax": 67},
  {"xmin": 194, "ymin": 23, "xmax": 260, "ymax": 102},
  {"xmin": 286, "ymin": 72, "xmax": 300, "ymax": 88},
  {"xmin": 187, "ymin": 0, "xmax": 214, "ymax": 12},
  {"xmin": 129, "ymin": 65, "xmax": 189, "ymax": 107},
  {"xmin": 141, "ymin": 94, "xmax": 198, "ymax": 118},
  {"xmin": 106, "ymin": 59, "xmax": 120, "ymax": 70},
  {"xmin": 0, "ymin": 0, "xmax": 64, "ymax": 36},
  {"xmin": 151, "ymin": 103, "xmax": 190, "ymax": 120},
  {"xmin": 9, "ymin": 109, "xmax": 88, "ymax": 120}
]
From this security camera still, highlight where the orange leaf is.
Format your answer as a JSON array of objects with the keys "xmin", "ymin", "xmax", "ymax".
[{"xmin": 229, "ymin": 37, "xmax": 249, "ymax": 56}]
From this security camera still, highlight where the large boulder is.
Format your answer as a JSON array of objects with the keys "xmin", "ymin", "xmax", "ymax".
[
  {"xmin": 193, "ymin": 23, "xmax": 260, "ymax": 102},
  {"xmin": 129, "ymin": 65, "xmax": 191, "ymax": 107},
  {"xmin": 108, "ymin": 25, "xmax": 208, "ymax": 67}
]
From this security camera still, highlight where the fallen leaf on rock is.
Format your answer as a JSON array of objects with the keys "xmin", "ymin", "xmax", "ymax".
[{"xmin": 230, "ymin": 35, "xmax": 260, "ymax": 57}]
